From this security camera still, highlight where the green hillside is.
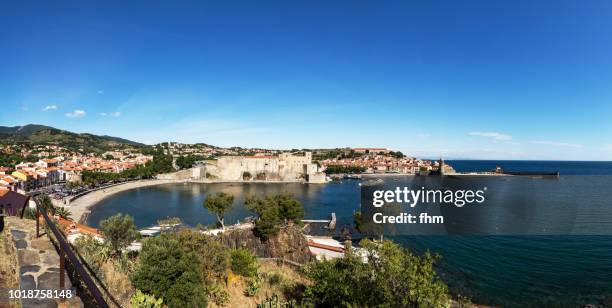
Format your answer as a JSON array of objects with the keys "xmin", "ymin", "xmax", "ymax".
[{"xmin": 0, "ymin": 124, "xmax": 144, "ymax": 153}]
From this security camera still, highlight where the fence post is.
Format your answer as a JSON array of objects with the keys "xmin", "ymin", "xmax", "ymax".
[
  {"xmin": 36, "ymin": 204, "xmax": 40, "ymax": 237},
  {"xmin": 60, "ymin": 244, "xmax": 65, "ymax": 289}
]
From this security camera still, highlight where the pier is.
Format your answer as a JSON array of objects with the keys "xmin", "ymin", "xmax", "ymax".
[{"xmin": 301, "ymin": 212, "xmax": 336, "ymax": 230}]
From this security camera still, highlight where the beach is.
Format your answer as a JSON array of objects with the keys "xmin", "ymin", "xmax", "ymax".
[{"xmin": 68, "ymin": 179, "xmax": 180, "ymax": 223}]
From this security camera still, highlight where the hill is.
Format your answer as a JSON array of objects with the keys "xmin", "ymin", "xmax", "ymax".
[{"xmin": 0, "ymin": 124, "xmax": 144, "ymax": 153}]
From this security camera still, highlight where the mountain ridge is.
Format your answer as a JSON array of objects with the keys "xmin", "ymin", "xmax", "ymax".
[{"xmin": 0, "ymin": 124, "xmax": 144, "ymax": 152}]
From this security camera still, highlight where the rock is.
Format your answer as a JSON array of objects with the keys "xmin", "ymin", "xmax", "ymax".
[
  {"xmin": 18, "ymin": 249, "xmax": 40, "ymax": 266},
  {"xmin": 41, "ymin": 252, "xmax": 60, "ymax": 266},
  {"xmin": 38, "ymin": 271, "xmax": 72, "ymax": 289},
  {"xmin": 10, "ymin": 230, "xmax": 27, "ymax": 240},
  {"xmin": 15, "ymin": 239, "xmax": 28, "ymax": 249},
  {"xmin": 19, "ymin": 265, "xmax": 41, "ymax": 275},
  {"xmin": 219, "ymin": 225, "xmax": 312, "ymax": 264},
  {"xmin": 31, "ymin": 238, "xmax": 55, "ymax": 251},
  {"xmin": 20, "ymin": 274, "xmax": 36, "ymax": 290}
]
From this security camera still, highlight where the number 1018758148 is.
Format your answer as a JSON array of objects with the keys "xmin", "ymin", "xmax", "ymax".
[{"xmin": 8, "ymin": 289, "xmax": 74, "ymax": 299}]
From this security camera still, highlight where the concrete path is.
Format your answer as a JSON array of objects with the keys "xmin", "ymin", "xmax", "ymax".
[{"xmin": 6, "ymin": 217, "xmax": 83, "ymax": 308}]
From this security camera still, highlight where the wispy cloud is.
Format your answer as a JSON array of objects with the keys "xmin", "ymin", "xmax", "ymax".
[
  {"xmin": 97, "ymin": 90, "xmax": 104, "ymax": 94},
  {"xmin": 41, "ymin": 105, "xmax": 57, "ymax": 111},
  {"xmin": 65, "ymin": 110, "xmax": 86, "ymax": 118},
  {"xmin": 469, "ymin": 131, "xmax": 512, "ymax": 141},
  {"xmin": 600, "ymin": 144, "xmax": 612, "ymax": 152},
  {"xmin": 99, "ymin": 111, "xmax": 121, "ymax": 117},
  {"xmin": 531, "ymin": 140, "xmax": 582, "ymax": 148}
]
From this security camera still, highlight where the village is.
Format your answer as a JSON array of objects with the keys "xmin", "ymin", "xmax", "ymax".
[{"xmin": 1, "ymin": 142, "xmax": 453, "ymax": 193}]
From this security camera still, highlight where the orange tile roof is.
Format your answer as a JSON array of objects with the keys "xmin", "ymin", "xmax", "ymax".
[{"xmin": 56, "ymin": 217, "xmax": 101, "ymax": 236}]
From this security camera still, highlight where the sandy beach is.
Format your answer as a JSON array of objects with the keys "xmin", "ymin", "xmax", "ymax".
[{"xmin": 68, "ymin": 179, "xmax": 181, "ymax": 224}]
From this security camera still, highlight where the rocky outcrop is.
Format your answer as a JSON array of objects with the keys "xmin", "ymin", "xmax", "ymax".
[{"xmin": 219, "ymin": 224, "xmax": 312, "ymax": 264}]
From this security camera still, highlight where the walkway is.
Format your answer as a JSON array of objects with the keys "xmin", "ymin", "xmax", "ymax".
[{"xmin": 6, "ymin": 217, "xmax": 83, "ymax": 308}]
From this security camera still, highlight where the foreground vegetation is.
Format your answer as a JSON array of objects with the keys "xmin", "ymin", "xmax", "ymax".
[{"xmin": 69, "ymin": 193, "xmax": 461, "ymax": 308}]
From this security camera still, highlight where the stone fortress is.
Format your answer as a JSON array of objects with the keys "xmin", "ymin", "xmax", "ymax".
[{"xmin": 192, "ymin": 152, "xmax": 328, "ymax": 183}]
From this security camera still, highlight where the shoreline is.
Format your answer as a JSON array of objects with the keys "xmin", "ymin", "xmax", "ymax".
[
  {"xmin": 69, "ymin": 179, "xmax": 181, "ymax": 224},
  {"xmin": 69, "ymin": 178, "xmax": 317, "ymax": 224}
]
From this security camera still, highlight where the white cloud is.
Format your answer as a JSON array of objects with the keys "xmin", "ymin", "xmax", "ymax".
[
  {"xmin": 65, "ymin": 110, "xmax": 86, "ymax": 118},
  {"xmin": 531, "ymin": 140, "xmax": 582, "ymax": 148},
  {"xmin": 469, "ymin": 131, "xmax": 512, "ymax": 141},
  {"xmin": 99, "ymin": 111, "xmax": 121, "ymax": 117},
  {"xmin": 600, "ymin": 144, "xmax": 612, "ymax": 152},
  {"xmin": 97, "ymin": 90, "xmax": 104, "ymax": 94},
  {"xmin": 41, "ymin": 105, "xmax": 57, "ymax": 111}
]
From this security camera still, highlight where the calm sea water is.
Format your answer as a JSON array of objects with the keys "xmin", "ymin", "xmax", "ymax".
[{"xmin": 86, "ymin": 160, "xmax": 612, "ymax": 307}]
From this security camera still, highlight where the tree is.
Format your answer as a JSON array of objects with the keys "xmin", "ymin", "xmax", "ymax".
[
  {"xmin": 130, "ymin": 234, "xmax": 206, "ymax": 308},
  {"xmin": 39, "ymin": 195, "xmax": 55, "ymax": 215},
  {"xmin": 204, "ymin": 192, "xmax": 234, "ymax": 229},
  {"xmin": 353, "ymin": 211, "xmax": 362, "ymax": 233},
  {"xmin": 304, "ymin": 239, "xmax": 450, "ymax": 307},
  {"xmin": 99, "ymin": 213, "xmax": 139, "ymax": 255},
  {"xmin": 246, "ymin": 194, "xmax": 304, "ymax": 240},
  {"xmin": 55, "ymin": 207, "xmax": 72, "ymax": 220}
]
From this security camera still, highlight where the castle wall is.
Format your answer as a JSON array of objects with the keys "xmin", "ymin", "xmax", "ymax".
[{"xmin": 197, "ymin": 152, "xmax": 324, "ymax": 182}]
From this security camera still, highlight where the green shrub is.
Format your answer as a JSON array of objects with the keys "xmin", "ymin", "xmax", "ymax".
[
  {"xmin": 22, "ymin": 207, "xmax": 37, "ymax": 220},
  {"xmin": 73, "ymin": 235, "xmax": 111, "ymax": 278},
  {"xmin": 174, "ymin": 229, "xmax": 230, "ymax": 283},
  {"xmin": 130, "ymin": 234, "xmax": 206, "ymax": 307},
  {"xmin": 99, "ymin": 213, "xmax": 139, "ymax": 254},
  {"xmin": 129, "ymin": 290, "xmax": 163, "ymax": 308},
  {"xmin": 257, "ymin": 294, "xmax": 300, "ymax": 308},
  {"xmin": 207, "ymin": 283, "xmax": 229, "ymax": 306},
  {"xmin": 230, "ymin": 248, "xmax": 259, "ymax": 277},
  {"xmin": 244, "ymin": 276, "xmax": 261, "ymax": 297},
  {"xmin": 268, "ymin": 272, "xmax": 283, "ymax": 285},
  {"xmin": 304, "ymin": 239, "xmax": 450, "ymax": 307}
]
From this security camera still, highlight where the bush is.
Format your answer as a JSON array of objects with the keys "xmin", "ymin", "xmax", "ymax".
[
  {"xmin": 130, "ymin": 234, "xmax": 206, "ymax": 307},
  {"xmin": 257, "ymin": 294, "xmax": 299, "ymax": 308},
  {"xmin": 244, "ymin": 276, "xmax": 262, "ymax": 297},
  {"xmin": 129, "ymin": 290, "xmax": 163, "ymax": 308},
  {"xmin": 174, "ymin": 229, "xmax": 230, "ymax": 283},
  {"xmin": 99, "ymin": 213, "xmax": 139, "ymax": 254},
  {"xmin": 207, "ymin": 283, "xmax": 229, "ymax": 306},
  {"xmin": 22, "ymin": 207, "xmax": 37, "ymax": 220},
  {"xmin": 230, "ymin": 248, "xmax": 259, "ymax": 278},
  {"xmin": 268, "ymin": 272, "xmax": 283, "ymax": 285},
  {"xmin": 73, "ymin": 235, "xmax": 111, "ymax": 278},
  {"xmin": 304, "ymin": 239, "xmax": 450, "ymax": 307}
]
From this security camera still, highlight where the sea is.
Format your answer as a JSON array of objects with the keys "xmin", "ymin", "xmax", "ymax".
[{"xmin": 86, "ymin": 160, "xmax": 612, "ymax": 307}]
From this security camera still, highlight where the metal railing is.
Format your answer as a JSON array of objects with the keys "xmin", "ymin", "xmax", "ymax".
[{"xmin": 31, "ymin": 195, "xmax": 110, "ymax": 308}]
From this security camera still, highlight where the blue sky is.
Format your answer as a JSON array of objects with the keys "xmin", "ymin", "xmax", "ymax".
[{"xmin": 1, "ymin": 1, "xmax": 612, "ymax": 160}]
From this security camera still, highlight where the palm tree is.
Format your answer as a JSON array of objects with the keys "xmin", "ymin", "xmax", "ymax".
[
  {"xmin": 55, "ymin": 207, "xmax": 72, "ymax": 220},
  {"xmin": 39, "ymin": 195, "xmax": 55, "ymax": 215}
]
